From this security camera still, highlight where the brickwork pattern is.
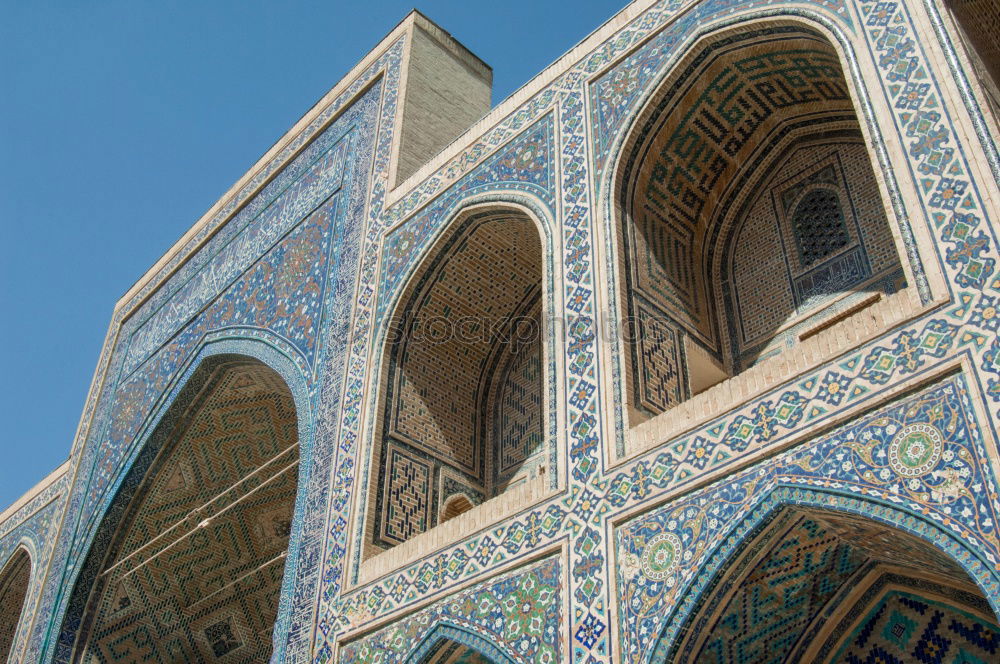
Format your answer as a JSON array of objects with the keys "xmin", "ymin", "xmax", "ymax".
[
  {"xmin": 830, "ymin": 591, "xmax": 1000, "ymax": 663},
  {"xmin": 625, "ymin": 30, "xmax": 853, "ymax": 349},
  {"xmin": 618, "ymin": 27, "xmax": 902, "ymax": 421},
  {"xmin": 375, "ymin": 212, "xmax": 545, "ymax": 548},
  {"xmin": 731, "ymin": 141, "xmax": 904, "ymax": 366},
  {"xmin": 491, "ymin": 299, "xmax": 545, "ymax": 489}
]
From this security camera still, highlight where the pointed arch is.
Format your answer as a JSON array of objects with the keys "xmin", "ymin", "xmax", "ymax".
[
  {"xmin": 605, "ymin": 17, "xmax": 913, "ymax": 428},
  {"xmin": 362, "ymin": 199, "xmax": 555, "ymax": 557},
  {"xmin": 54, "ymin": 337, "xmax": 312, "ymax": 663},
  {"xmin": 645, "ymin": 485, "xmax": 1000, "ymax": 663},
  {"xmin": 405, "ymin": 622, "xmax": 518, "ymax": 664}
]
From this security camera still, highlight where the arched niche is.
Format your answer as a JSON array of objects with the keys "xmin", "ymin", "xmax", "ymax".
[
  {"xmin": 651, "ymin": 505, "xmax": 1000, "ymax": 664},
  {"xmin": 63, "ymin": 355, "xmax": 301, "ymax": 663},
  {"xmin": 612, "ymin": 21, "xmax": 909, "ymax": 426},
  {"xmin": 944, "ymin": 0, "xmax": 1000, "ymax": 117},
  {"xmin": 366, "ymin": 206, "xmax": 548, "ymax": 555},
  {"xmin": 0, "ymin": 547, "xmax": 32, "ymax": 662},
  {"xmin": 405, "ymin": 623, "xmax": 517, "ymax": 664}
]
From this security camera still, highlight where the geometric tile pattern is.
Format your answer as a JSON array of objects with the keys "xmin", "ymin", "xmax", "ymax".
[
  {"xmin": 623, "ymin": 28, "xmax": 855, "ymax": 352},
  {"xmin": 492, "ymin": 304, "xmax": 545, "ymax": 490},
  {"xmin": 666, "ymin": 504, "xmax": 1000, "ymax": 663},
  {"xmin": 617, "ymin": 373, "xmax": 1000, "ymax": 663},
  {"xmin": 829, "ymin": 591, "xmax": 1000, "ymax": 663},
  {"xmin": 687, "ymin": 515, "xmax": 868, "ymax": 663},
  {"xmin": 0, "ymin": 549, "xmax": 31, "ymax": 663},
  {"xmin": 9, "ymin": 2, "xmax": 1000, "ymax": 664},
  {"xmin": 732, "ymin": 141, "xmax": 903, "ymax": 366},
  {"xmin": 615, "ymin": 24, "xmax": 908, "ymax": 415},
  {"xmin": 374, "ymin": 212, "xmax": 544, "ymax": 549},
  {"xmin": 0, "ymin": 476, "xmax": 64, "ymax": 664},
  {"xmin": 382, "ymin": 445, "xmax": 431, "ymax": 545},
  {"xmin": 323, "ymin": 0, "xmax": 1000, "ymax": 659},
  {"xmin": 36, "ymin": 48, "xmax": 394, "ymax": 663},
  {"xmin": 634, "ymin": 306, "xmax": 686, "ymax": 414}
]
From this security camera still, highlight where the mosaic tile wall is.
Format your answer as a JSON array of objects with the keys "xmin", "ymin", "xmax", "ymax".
[
  {"xmin": 675, "ymin": 514, "xmax": 868, "ymax": 663},
  {"xmin": 621, "ymin": 28, "xmax": 853, "ymax": 349},
  {"xmin": 664, "ymin": 504, "xmax": 1000, "ymax": 663},
  {"xmin": 338, "ymin": 555, "xmax": 562, "ymax": 664},
  {"xmin": 830, "ymin": 590, "xmax": 999, "ymax": 663},
  {"xmin": 0, "ymin": 469, "xmax": 66, "ymax": 664},
  {"xmin": 3, "ymin": 1, "xmax": 998, "ymax": 663},
  {"xmin": 30, "ymin": 47, "xmax": 394, "ymax": 663},
  {"xmin": 618, "ymin": 25, "xmax": 910, "ymax": 422}
]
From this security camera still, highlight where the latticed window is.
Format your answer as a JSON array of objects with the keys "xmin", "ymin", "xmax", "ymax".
[{"xmin": 792, "ymin": 188, "xmax": 849, "ymax": 266}]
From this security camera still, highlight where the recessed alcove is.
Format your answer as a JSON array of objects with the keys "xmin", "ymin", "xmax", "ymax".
[
  {"xmin": 68, "ymin": 359, "xmax": 300, "ymax": 663},
  {"xmin": 0, "ymin": 548, "xmax": 31, "ymax": 662},
  {"xmin": 364, "ymin": 207, "xmax": 549, "ymax": 560},
  {"xmin": 613, "ymin": 22, "xmax": 912, "ymax": 429}
]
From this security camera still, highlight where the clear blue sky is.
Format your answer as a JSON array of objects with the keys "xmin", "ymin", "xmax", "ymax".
[{"xmin": 0, "ymin": 1, "xmax": 621, "ymax": 509}]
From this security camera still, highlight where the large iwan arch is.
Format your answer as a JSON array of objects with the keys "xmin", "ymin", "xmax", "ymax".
[
  {"xmin": 59, "ymin": 355, "xmax": 302, "ymax": 663},
  {"xmin": 653, "ymin": 502, "xmax": 1000, "ymax": 663}
]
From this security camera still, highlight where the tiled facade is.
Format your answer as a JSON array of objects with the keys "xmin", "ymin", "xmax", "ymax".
[{"xmin": 1, "ymin": 2, "xmax": 999, "ymax": 663}]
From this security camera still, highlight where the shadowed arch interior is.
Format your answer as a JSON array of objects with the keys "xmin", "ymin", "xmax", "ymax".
[
  {"xmin": 65, "ymin": 357, "xmax": 299, "ymax": 663},
  {"xmin": 0, "ymin": 548, "xmax": 31, "ymax": 662},
  {"xmin": 614, "ymin": 22, "xmax": 906, "ymax": 426},
  {"xmin": 945, "ymin": 0, "xmax": 1000, "ymax": 117},
  {"xmin": 369, "ymin": 208, "xmax": 545, "ymax": 553},
  {"xmin": 657, "ymin": 506, "xmax": 1000, "ymax": 664}
]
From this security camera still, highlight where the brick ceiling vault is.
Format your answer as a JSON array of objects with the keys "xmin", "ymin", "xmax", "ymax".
[{"xmin": 668, "ymin": 506, "xmax": 1000, "ymax": 664}]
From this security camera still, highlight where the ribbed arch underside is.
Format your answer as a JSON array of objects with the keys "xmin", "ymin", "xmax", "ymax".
[
  {"xmin": 74, "ymin": 361, "xmax": 299, "ymax": 663},
  {"xmin": 0, "ymin": 549, "xmax": 31, "ymax": 662},
  {"xmin": 664, "ymin": 507, "xmax": 1000, "ymax": 664},
  {"xmin": 617, "ymin": 23, "xmax": 905, "ymax": 424}
]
